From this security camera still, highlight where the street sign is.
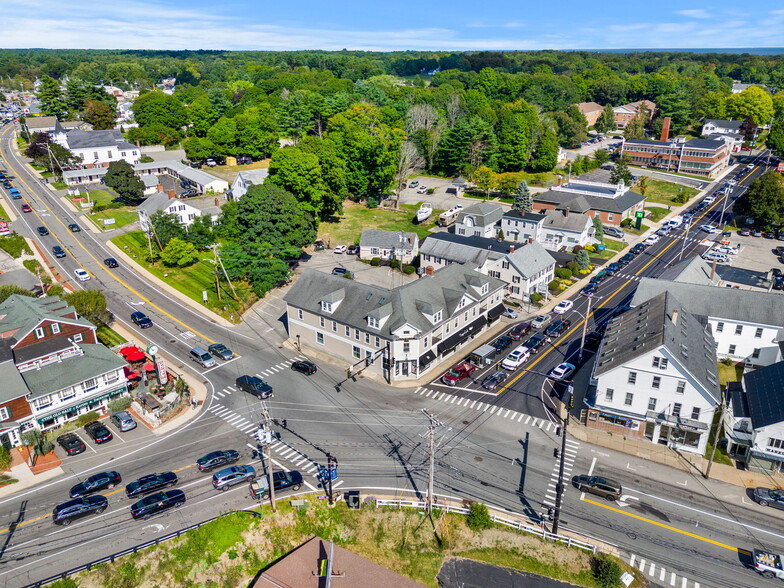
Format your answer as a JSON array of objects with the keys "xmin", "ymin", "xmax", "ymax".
[{"xmin": 319, "ymin": 467, "xmax": 338, "ymax": 482}]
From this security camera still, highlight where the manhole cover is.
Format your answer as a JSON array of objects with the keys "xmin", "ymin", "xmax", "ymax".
[
  {"xmin": 474, "ymin": 456, "xmax": 483, "ymax": 463},
  {"xmin": 462, "ymin": 420, "xmax": 469, "ymax": 425}
]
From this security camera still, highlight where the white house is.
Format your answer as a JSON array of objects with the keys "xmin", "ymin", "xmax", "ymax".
[
  {"xmin": 701, "ymin": 119, "xmax": 745, "ymax": 136},
  {"xmin": 500, "ymin": 210, "xmax": 546, "ymax": 244},
  {"xmin": 359, "ymin": 230, "xmax": 419, "ymax": 265},
  {"xmin": 137, "ymin": 192, "xmax": 221, "ymax": 232},
  {"xmin": 419, "ymin": 233, "xmax": 555, "ymax": 301},
  {"xmin": 726, "ymin": 363, "xmax": 784, "ymax": 473},
  {"xmin": 538, "ymin": 209, "xmax": 595, "ymax": 251},
  {"xmin": 53, "ymin": 128, "xmax": 140, "ymax": 168},
  {"xmin": 229, "ymin": 169, "xmax": 269, "ymax": 201},
  {"xmin": 631, "ymin": 276, "xmax": 784, "ymax": 368},
  {"xmin": 454, "ymin": 203, "xmax": 504, "ymax": 239},
  {"xmin": 589, "ymin": 292, "xmax": 721, "ymax": 455}
]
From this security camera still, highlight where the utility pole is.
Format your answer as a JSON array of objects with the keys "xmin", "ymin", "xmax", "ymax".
[
  {"xmin": 577, "ymin": 295, "xmax": 593, "ymax": 364},
  {"xmin": 551, "ymin": 386, "xmax": 574, "ymax": 535},
  {"xmin": 421, "ymin": 409, "xmax": 444, "ymax": 513},
  {"xmin": 257, "ymin": 410, "xmax": 276, "ymax": 512},
  {"xmin": 704, "ymin": 392, "xmax": 725, "ymax": 479}
]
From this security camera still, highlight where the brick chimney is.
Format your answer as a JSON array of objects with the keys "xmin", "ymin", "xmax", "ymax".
[
  {"xmin": 564, "ymin": 207, "xmax": 570, "ymax": 217},
  {"xmin": 659, "ymin": 117, "xmax": 672, "ymax": 142},
  {"xmin": 509, "ymin": 245, "xmax": 515, "ymax": 253},
  {"xmin": 426, "ymin": 266, "xmax": 435, "ymax": 276},
  {"xmin": 167, "ymin": 189, "xmax": 176, "ymax": 199},
  {"xmin": 214, "ymin": 197, "xmax": 219, "ymax": 207},
  {"xmin": 157, "ymin": 183, "xmax": 164, "ymax": 193}
]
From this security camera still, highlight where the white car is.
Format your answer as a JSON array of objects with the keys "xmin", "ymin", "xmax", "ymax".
[
  {"xmin": 700, "ymin": 225, "xmax": 718, "ymax": 233},
  {"xmin": 553, "ymin": 300, "xmax": 573, "ymax": 314},
  {"xmin": 714, "ymin": 245, "xmax": 738, "ymax": 256},
  {"xmin": 416, "ymin": 185, "xmax": 428, "ymax": 194},
  {"xmin": 333, "ymin": 245, "xmax": 347, "ymax": 254},
  {"xmin": 503, "ymin": 307, "xmax": 518, "ymax": 319},
  {"xmin": 549, "ymin": 362, "xmax": 575, "ymax": 381},
  {"xmin": 74, "ymin": 268, "xmax": 90, "ymax": 282},
  {"xmin": 501, "ymin": 346, "xmax": 530, "ymax": 370},
  {"xmin": 642, "ymin": 235, "xmax": 660, "ymax": 246},
  {"xmin": 702, "ymin": 251, "xmax": 730, "ymax": 263},
  {"xmin": 703, "ymin": 195, "xmax": 716, "ymax": 204}
]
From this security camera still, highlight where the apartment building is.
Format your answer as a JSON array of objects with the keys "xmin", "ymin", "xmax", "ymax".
[{"xmin": 621, "ymin": 137, "xmax": 731, "ymax": 177}]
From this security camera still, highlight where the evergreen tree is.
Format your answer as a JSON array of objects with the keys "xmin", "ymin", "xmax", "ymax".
[
  {"xmin": 575, "ymin": 249, "xmax": 591, "ymax": 271},
  {"xmin": 609, "ymin": 156, "xmax": 633, "ymax": 185},
  {"xmin": 512, "ymin": 180, "xmax": 533, "ymax": 213},
  {"xmin": 595, "ymin": 104, "xmax": 616, "ymax": 133},
  {"xmin": 592, "ymin": 216, "xmax": 604, "ymax": 243},
  {"xmin": 36, "ymin": 76, "xmax": 67, "ymax": 119}
]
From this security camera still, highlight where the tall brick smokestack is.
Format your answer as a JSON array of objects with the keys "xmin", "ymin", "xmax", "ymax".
[{"xmin": 659, "ymin": 117, "xmax": 672, "ymax": 142}]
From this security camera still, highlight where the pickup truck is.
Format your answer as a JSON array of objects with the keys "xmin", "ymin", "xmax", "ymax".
[
  {"xmin": 441, "ymin": 362, "xmax": 477, "ymax": 386},
  {"xmin": 753, "ymin": 549, "xmax": 784, "ymax": 579}
]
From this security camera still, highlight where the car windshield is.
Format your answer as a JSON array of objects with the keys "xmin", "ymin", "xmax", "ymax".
[{"xmin": 770, "ymin": 489, "xmax": 784, "ymax": 500}]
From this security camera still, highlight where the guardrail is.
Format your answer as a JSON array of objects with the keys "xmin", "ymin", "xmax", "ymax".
[{"xmin": 373, "ymin": 498, "xmax": 596, "ymax": 554}]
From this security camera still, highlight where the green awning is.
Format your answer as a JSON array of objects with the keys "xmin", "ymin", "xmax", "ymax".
[{"xmin": 36, "ymin": 385, "xmax": 127, "ymax": 424}]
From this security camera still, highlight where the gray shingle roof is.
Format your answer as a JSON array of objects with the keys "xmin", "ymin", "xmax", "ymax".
[
  {"xmin": 541, "ymin": 209, "xmax": 592, "ymax": 233},
  {"xmin": 502, "ymin": 210, "xmax": 546, "ymax": 223},
  {"xmin": 596, "ymin": 291, "xmax": 719, "ymax": 400},
  {"xmin": 136, "ymin": 191, "xmax": 171, "ymax": 215},
  {"xmin": 65, "ymin": 129, "xmax": 136, "ymax": 151},
  {"xmin": 705, "ymin": 119, "xmax": 744, "ymax": 131},
  {"xmin": 656, "ymin": 257, "xmax": 719, "ymax": 286},
  {"xmin": 360, "ymin": 230, "xmax": 418, "ymax": 251},
  {"xmin": 631, "ymin": 276, "xmax": 784, "ymax": 328},
  {"xmin": 284, "ymin": 264, "xmax": 504, "ymax": 337},
  {"xmin": 0, "ymin": 340, "xmax": 28, "ymax": 404},
  {"xmin": 0, "ymin": 294, "xmax": 91, "ymax": 345},
  {"xmin": 505, "ymin": 241, "xmax": 556, "ymax": 278},
  {"xmin": 742, "ymin": 362, "xmax": 784, "ymax": 428},
  {"xmin": 236, "ymin": 169, "xmax": 269, "ymax": 185},
  {"xmin": 457, "ymin": 203, "xmax": 504, "ymax": 227},
  {"xmin": 535, "ymin": 186, "xmax": 646, "ymax": 214}
]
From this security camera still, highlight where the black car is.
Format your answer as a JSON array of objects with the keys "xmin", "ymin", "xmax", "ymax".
[
  {"xmin": 291, "ymin": 360, "xmax": 317, "ymax": 375},
  {"xmin": 620, "ymin": 253, "xmax": 635, "ymax": 265},
  {"xmin": 37, "ymin": 226, "xmax": 49, "ymax": 236},
  {"xmin": 251, "ymin": 470, "xmax": 304, "ymax": 499},
  {"xmin": 104, "ymin": 257, "xmax": 119, "ymax": 268},
  {"xmin": 491, "ymin": 336, "xmax": 514, "ymax": 353},
  {"xmin": 630, "ymin": 243, "xmax": 645, "ymax": 255},
  {"xmin": 68, "ymin": 223, "xmax": 80, "ymax": 232},
  {"xmin": 605, "ymin": 262, "xmax": 620, "ymax": 276},
  {"xmin": 53, "ymin": 496, "xmax": 108, "ymax": 526},
  {"xmin": 508, "ymin": 322, "xmax": 532, "ymax": 340},
  {"xmin": 125, "ymin": 472, "xmax": 178, "ymax": 498},
  {"xmin": 69, "ymin": 471, "xmax": 122, "ymax": 498},
  {"xmin": 235, "ymin": 375, "xmax": 273, "ymax": 399},
  {"xmin": 774, "ymin": 276, "xmax": 784, "ymax": 291},
  {"xmin": 584, "ymin": 331, "xmax": 604, "ymax": 352},
  {"xmin": 197, "ymin": 450, "xmax": 240, "ymax": 472},
  {"xmin": 84, "ymin": 421, "xmax": 113, "ymax": 444},
  {"xmin": 52, "ymin": 245, "xmax": 66, "ymax": 258},
  {"xmin": 57, "ymin": 433, "xmax": 86, "ymax": 456},
  {"xmin": 590, "ymin": 272, "xmax": 607, "ymax": 285},
  {"xmin": 208, "ymin": 343, "xmax": 234, "ymax": 360},
  {"xmin": 481, "ymin": 371, "xmax": 509, "ymax": 390},
  {"xmin": 580, "ymin": 284, "xmax": 598, "ymax": 297},
  {"xmin": 545, "ymin": 319, "xmax": 572, "ymax": 338},
  {"xmin": 131, "ymin": 311, "xmax": 153, "ymax": 328},
  {"xmin": 523, "ymin": 333, "xmax": 547, "ymax": 353},
  {"xmin": 130, "ymin": 490, "xmax": 185, "ymax": 520},
  {"xmin": 347, "ymin": 244, "xmax": 359, "ymax": 255},
  {"xmin": 331, "ymin": 267, "xmax": 348, "ymax": 276}
]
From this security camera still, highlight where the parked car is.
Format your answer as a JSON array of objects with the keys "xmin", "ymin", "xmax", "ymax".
[
  {"xmin": 571, "ymin": 475, "xmax": 622, "ymax": 501},
  {"xmin": 603, "ymin": 226, "xmax": 624, "ymax": 239},
  {"xmin": 68, "ymin": 223, "xmax": 80, "ymax": 232},
  {"xmin": 642, "ymin": 235, "xmax": 659, "ymax": 247},
  {"xmin": 408, "ymin": 180, "xmax": 419, "ymax": 188},
  {"xmin": 523, "ymin": 333, "xmax": 547, "ymax": 354},
  {"xmin": 481, "ymin": 371, "xmax": 509, "ymax": 390},
  {"xmin": 235, "ymin": 375, "xmax": 273, "ymax": 399},
  {"xmin": 21, "ymin": 203, "xmax": 31, "ymax": 213},
  {"xmin": 441, "ymin": 362, "xmax": 477, "ymax": 385},
  {"xmin": 605, "ymin": 262, "xmax": 620, "ymax": 276},
  {"xmin": 69, "ymin": 471, "xmax": 122, "ymax": 498},
  {"xmin": 197, "ymin": 450, "xmax": 240, "ymax": 472},
  {"xmin": 740, "ymin": 228, "xmax": 751, "ymax": 236},
  {"xmin": 753, "ymin": 229, "xmax": 763, "ymax": 237},
  {"xmin": 630, "ymin": 243, "xmax": 645, "ymax": 255},
  {"xmin": 508, "ymin": 322, "xmax": 532, "ymax": 340},
  {"xmin": 416, "ymin": 185, "xmax": 428, "ymax": 194},
  {"xmin": 207, "ymin": 343, "xmax": 234, "ymax": 360},
  {"xmin": 37, "ymin": 226, "xmax": 49, "ymax": 236},
  {"xmin": 333, "ymin": 245, "xmax": 347, "ymax": 254},
  {"xmin": 73, "ymin": 268, "xmax": 90, "ymax": 281},
  {"xmin": 347, "ymin": 244, "xmax": 359, "ymax": 255},
  {"xmin": 130, "ymin": 490, "xmax": 185, "ymax": 520},
  {"xmin": 53, "ymin": 496, "xmax": 108, "ymax": 526},
  {"xmin": 553, "ymin": 300, "xmax": 573, "ymax": 314},
  {"xmin": 104, "ymin": 257, "xmax": 119, "ymax": 268},
  {"xmin": 131, "ymin": 311, "xmax": 153, "ymax": 328},
  {"xmin": 491, "ymin": 335, "xmax": 514, "ymax": 353},
  {"xmin": 620, "ymin": 253, "xmax": 635, "ymax": 265},
  {"xmin": 291, "ymin": 360, "xmax": 317, "ymax": 375},
  {"xmin": 125, "ymin": 472, "xmax": 178, "ymax": 498},
  {"xmin": 52, "ymin": 245, "xmax": 66, "ymax": 258},
  {"xmin": 84, "ymin": 421, "xmax": 113, "ymax": 444},
  {"xmin": 205, "ymin": 158, "xmax": 217, "ymax": 167},
  {"xmin": 181, "ymin": 188, "xmax": 198, "ymax": 198},
  {"xmin": 57, "ymin": 433, "xmax": 86, "ymax": 456},
  {"xmin": 580, "ymin": 284, "xmax": 598, "ymax": 297},
  {"xmin": 501, "ymin": 346, "xmax": 530, "ymax": 370},
  {"xmin": 249, "ymin": 471, "xmax": 303, "ymax": 500},
  {"xmin": 503, "ymin": 306, "xmax": 518, "ymax": 319},
  {"xmin": 212, "ymin": 465, "xmax": 256, "ymax": 491},
  {"xmin": 753, "ymin": 487, "xmax": 784, "ymax": 510},
  {"xmin": 110, "ymin": 410, "xmax": 137, "ymax": 432},
  {"xmin": 545, "ymin": 319, "xmax": 572, "ymax": 338},
  {"xmin": 590, "ymin": 271, "xmax": 607, "ymax": 285},
  {"xmin": 549, "ymin": 362, "xmax": 576, "ymax": 381},
  {"xmin": 530, "ymin": 314, "xmax": 552, "ymax": 329}
]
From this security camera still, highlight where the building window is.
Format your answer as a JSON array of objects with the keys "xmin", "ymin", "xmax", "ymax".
[
  {"xmin": 755, "ymin": 328, "xmax": 763, "ymax": 338},
  {"xmin": 752, "ymin": 348, "xmax": 761, "ymax": 359},
  {"xmin": 691, "ymin": 407, "xmax": 701, "ymax": 420},
  {"xmin": 83, "ymin": 378, "xmax": 98, "ymax": 392},
  {"xmin": 728, "ymin": 344, "xmax": 736, "ymax": 355},
  {"xmin": 297, "ymin": 309, "xmax": 303, "ymax": 320},
  {"xmin": 321, "ymin": 301, "xmax": 332, "ymax": 313},
  {"xmin": 355, "ymin": 329, "xmax": 360, "ymax": 340},
  {"xmin": 605, "ymin": 389, "xmax": 614, "ymax": 402},
  {"xmin": 0, "ymin": 406, "xmax": 10, "ymax": 420},
  {"xmin": 368, "ymin": 316, "xmax": 380, "ymax": 329},
  {"xmin": 652, "ymin": 357, "xmax": 668, "ymax": 369},
  {"xmin": 652, "ymin": 376, "xmax": 661, "ymax": 389},
  {"xmin": 365, "ymin": 332, "xmax": 370, "ymax": 344},
  {"xmin": 648, "ymin": 398, "xmax": 657, "ymax": 411},
  {"xmin": 608, "ymin": 213, "xmax": 614, "ymax": 221},
  {"xmin": 627, "ymin": 371, "xmax": 637, "ymax": 385},
  {"xmin": 672, "ymin": 403, "xmax": 682, "ymax": 417},
  {"xmin": 35, "ymin": 327, "xmax": 45, "ymax": 339},
  {"xmin": 768, "ymin": 438, "xmax": 784, "ymax": 450},
  {"xmin": 316, "ymin": 332, "xmax": 324, "ymax": 345},
  {"xmin": 734, "ymin": 325, "xmax": 743, "ymax": 335},
  {"xmin": 676, "ymin": 381, "xmax": 685, "ymax": 394},
  {"xmin": 352, "ymin": 346, "xmax": 361, "ymax": 359},
  {"xmin": 121, "ymin": 151, "xmax": 126, "ymax": 157},
  {"xmin": 73, "ymin": 333, "xmax": 83, "ymax": 343},
  {"xmin": 716, "ymin": 322, "xmax": 724, "ymax": 333},
  {"xmin": 375, "ymin": 337, "xmax": 380, "ymax": 347},
  {"xmin": 319, "ymin": 317, "xmax": 325, "ymax": 327},
  {"xmin": 433, "ymin": 310, "xmax": 442, "ymax": 323},
  {"xmin": 403, "ymin": 342, "xmax": 410, "ymax": 353},
  {"xmin": 332, "ymin": 320, "xmax": 337, "ymax": 332},
  {"xmin": 624, "ymin": 392, "xmax": 633, "ymax": 406},
  {"xmin": 345, "ymin": 326, "xmax": 350, "ymax": 336},
  {"xmin": 51, "ymin": 323, "xmax": 61, "ymax": 334}
]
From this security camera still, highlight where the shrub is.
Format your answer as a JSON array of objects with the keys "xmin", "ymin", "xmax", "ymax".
[
  {"xmin": 403, "ymin": 265, "xmax": 416, "ymax": 275},
  {"xmin": 91, "ymin": 203, "xmax": 107, "ymax": 213},
  {"xmin": 565, "ymin": 261, "xmax": 579, "ymax": 273},
  {"xmin": 366, "ymin": 195, "xmax": 379, "ymax": 208},
  {"xmin": 620, "ymin": 218, "xmax": 632, "ymax": 227},
  {"xmin": 721, "ymin": 358, "xmax": 734, "ymax": 367},
  {"xmin": 370, "ymin": 257, "xmax": 381, "ymax": 267},
  {"xmin": 342, "ymin": 272, "xmax": 354, "ymax": 280},
  {"xmin": 426, "ymin": 188, "xmax": 435, "ymax": 194},
  {"xmin": 139, "ymin": 155, "xmax": 154, "ymax": 163},
  {"xmin": 21, "ymin": 430, "xmax": 53, "ymax": 456},
  {"xmin": 530, "ymin": 292, "xmax": 543, "ymax": 303},
  {"xmin": 0, "ymin": 446, "xmax": 11, "ymax": 471},
  {"xmin": 77, "ymin": 411, "xmax": 100, "ymax": 427},
  {"xmin": 584, "ymin": 244, "xmax": 596, "ymax": 252},
  {"xmin": 108, "ymin": 396, "xmax": 132, "ymax": 412},
  {"xmin": 555, "ymin": 268, "xmax": 572, "ymax": 279},
  {"xmin": 390, "ymin": 259, "xmax": 401, "ymax": 270},
  {"xmin": 592, "ymin": 553, "xmax": 623, "ymax": 588},
  {"xmin": 548, "ymin": 279, "xmax": 560, "ymax": 292},
  {"xmin": 466, "ymin": 502, "xmax": 494, "ymax": 531},
  {"xmin": 572, "ymin": 245, "xmax": 583, "ymax": 253}
]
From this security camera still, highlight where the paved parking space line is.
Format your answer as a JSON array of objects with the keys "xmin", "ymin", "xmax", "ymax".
[
  {"xmin": 226, "ymin": 386, "xmax": 237, "ymax": 392},
  {"xmin": 216, "ymin": 392, "xmax": 225, "ymax": 398},
  {"xmin": 450, "ymin": 395, "xmax": 457, "ymax": 404},
  {"xmin": 223, "ymin": 389, "xmax": 232, "ymax": 395},
  {"xmin": 524, "ymin": 416, "xmax": 531, "ymax": 424},
  {"xmin": 470, "ymin": 400, "xmax": 477, "ymax": 408}
]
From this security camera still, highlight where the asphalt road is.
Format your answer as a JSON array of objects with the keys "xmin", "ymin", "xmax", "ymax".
[{"xmin": 0, "ymin": 124, "xmax": 780, "ymax": 588}]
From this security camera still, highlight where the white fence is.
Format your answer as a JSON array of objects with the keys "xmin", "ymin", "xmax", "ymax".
[{"xmin": 373, "ymin": 498, "xmax": 597, "ymax": 554}]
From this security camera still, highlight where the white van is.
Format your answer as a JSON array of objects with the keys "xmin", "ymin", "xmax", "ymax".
[{"xmin": 666, "ymin": 216, "xmax": 683, "ymax": 228}]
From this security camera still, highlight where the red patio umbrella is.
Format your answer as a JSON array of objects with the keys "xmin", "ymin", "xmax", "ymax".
[
  {"xmin": 143, "ymin": 362, "xmax": 156, "ymax": 372},
  {"xmin": 123, "ymin": 366, "xmax": 141, "ymax": 380},
  {"xmin": 120, "ymin": 346, "xmax": 140, "ymax": 356},
  {"xmin": 125, "ymin": 350, "xmax": 146, "ymax": 362}
]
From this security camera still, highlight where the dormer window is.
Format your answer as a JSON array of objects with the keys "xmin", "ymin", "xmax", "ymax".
[
  {"xmin": 481, "ymin": 283, "xmax": 488, "ymax": 295},
  {"xmin": 321, "ymin": 301, "xmax": 333, "ymax": 313},
  {"xmin": 433, "ymin": 310, "xmax": 442, "ymax": 323}
]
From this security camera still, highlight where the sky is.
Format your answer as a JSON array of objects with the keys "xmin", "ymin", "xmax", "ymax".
[{"xmin": 3, "ymin": 1, "xmax": 784, "ymax": 51}]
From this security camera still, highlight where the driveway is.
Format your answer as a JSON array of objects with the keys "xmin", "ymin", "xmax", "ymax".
[
  {"xmin": 399, "ymin": 176, "xmax": 484, "ymax": 211},
  {"xmin": 293, "ymin": 249, "xmax": 418, "ymax": 289}
]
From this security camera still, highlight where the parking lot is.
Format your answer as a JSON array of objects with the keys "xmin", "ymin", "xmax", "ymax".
[
  {"xmin": 294, "ymin": 248, "xmax": 418, "ymax": 289},
  {"xmin": 708, "ymin": 230, "xmax": 784, "ymax": 291},
  {"xmin": 398, "ymin": 176, "xmax": 486, "ymax": 212},
  {"xmin": 53, "ymin": 414, "xmax": 153, "ymax": 459}
]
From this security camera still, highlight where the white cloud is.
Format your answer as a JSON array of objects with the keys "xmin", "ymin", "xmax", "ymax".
[{"xmin": 675, "ymin": 9, "xmax": 711, "ymax": 19}]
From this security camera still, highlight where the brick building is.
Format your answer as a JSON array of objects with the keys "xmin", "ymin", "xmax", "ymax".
[
  {"xmin": 532, "ymin": 179, "xmax": 646, "ymax": 227},
  {"xmin": 613, "ymin": 100, "xmax": 656, "ymax": 128},
  {"xmin": 621, "ymin": 137, "xmax": 731, "ymax": 177},
  {"xmin": 575, "ymin": 102, "xmax": 605, "ymax": 127}
]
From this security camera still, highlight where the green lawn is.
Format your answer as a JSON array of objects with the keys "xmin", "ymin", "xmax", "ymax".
[
  {"xmin": 641, "ymin": 179, "xmax": 698, "ymax": 206},
  {"xmin": 111, "ymin": 232, "xmax": 255, "ymax": 321},
  {"xmin": 319, "ymin": 201, "xmax": 440, "ymax": 245},
  {"xmin": 591, "ymin": 238, "xmax": 627, "ymax": 259},
  {"xmin": 97, "ymin": 325, "xmax": 128, "ymax": 347},
  {"xmin": 87, "ymin": 208, "xmax": 139, "ymax": 230},
  {"xmin": 718, "ymin": 361, "xmax": 744, "ymax": 389},
  {"xmin": 645, "ymin": 206, "xmax": 670, "ymax": 223},
  {"xmin": 624, "ymin": 222, "xmax": 650, "ymax": 236},
  {"xmin": 0, "ymin": 234, "xmax": 33, "ymax": 258}
]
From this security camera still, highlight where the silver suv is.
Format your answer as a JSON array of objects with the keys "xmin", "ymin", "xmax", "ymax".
[
  {"xmin": 110, "ymin": 410, "xmax": 137, "ymax": 432},
  {"xmin": 212, "ymin": 465, "xmax": 256, "ymax": 491}
]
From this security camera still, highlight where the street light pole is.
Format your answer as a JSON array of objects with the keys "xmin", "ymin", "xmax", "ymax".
[
  {"xmin": 551, "ymin": 387, "xmax": 574, "ymax": 536},
  {"xmin": 577, "ymin": 295, "xmax": 593, "ymax": 365}
]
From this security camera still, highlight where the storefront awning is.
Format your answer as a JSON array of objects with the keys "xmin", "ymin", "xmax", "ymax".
[
  {"xmin": 750, "ymin": 450, "xmax": 784, "ymax": 464},
  {"xmin": 419, "ymin": 349, "xmax": 436, "ymax": 368},
  {"xmin": 437, "ymin": 315, "xmax": 487, "ymax": 355},
  {"xmin": 487, "ymin": 304, "xmax": 506, "ymax": 320}
]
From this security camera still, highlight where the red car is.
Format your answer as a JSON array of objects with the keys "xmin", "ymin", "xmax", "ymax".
[
  {"xmin": 21, "ymin": 203, "xmax": 31, "ymax": 213},
  {"xmin": 508, "ymin": 322, "xmax": 532, "ymax": 340},
  {"xmin": 441, "ymin": 362, "xmax": 477, "ymax": 386}
]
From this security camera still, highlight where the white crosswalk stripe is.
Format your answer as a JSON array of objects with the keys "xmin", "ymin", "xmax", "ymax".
[{"xmin": 627, "ymin": 554, "xmax": 700, "ymax": 588}]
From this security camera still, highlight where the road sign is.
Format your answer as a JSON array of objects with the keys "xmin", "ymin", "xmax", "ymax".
[{"xmin": 319, "ymin": 467, "xmax": 338, "ymax": 482}]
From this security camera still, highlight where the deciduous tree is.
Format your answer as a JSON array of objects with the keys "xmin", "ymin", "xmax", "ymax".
[
  {"xmin": 104, "ymin": 160, "xmax": 144, "ymax": 200},
  {"xmin": 725, "ymin": 86, "xmax": 775, "ymax": 126},
  {"xmin": 62, "ymin": 290, "xmax": 111, "ymax": 326},
  {"xmin": 82, "ymin": 99, "xmax": 115, "ymax": 130},
  {"xmin": 735, "ymin": 171, "xmax": 784, "ymax": 226},
  {"xmin": 133, "ymin": 90, "xmax": 187, "ymax": 130},
  {"xmin": 471, "ymin": 166, "xmax": 497, "ymax": 200},
  {"xmin": 529, "ymin": 128, "xmax": 559, "ymax": 172},
  {"xmin": 150, "ymin": 211, "xmax": 187, "ymax": 248},
  {"xmin": 160, "ymin": 237, "xmax": 200, "ymax": 267}
]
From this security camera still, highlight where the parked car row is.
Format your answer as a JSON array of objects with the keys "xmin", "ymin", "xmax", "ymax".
[{"xmin": 56, "ymin": 411, "xmax": 138, "ymax": 455}]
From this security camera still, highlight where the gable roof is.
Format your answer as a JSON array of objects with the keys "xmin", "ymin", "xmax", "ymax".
[
  {"xmin": 0, "ymin": 340, "xmax": 28, "ymax": 404},
  {"xmin": 576, "ymin": 101, "xmax": 604, "ymax": 114},
  {"xmin": 236, "ymin": 169, "xmax": 269, "ymax": 185},
  {"xmin": 534, "ymin": 182, "xmax": 646, "ymax": 214},
  {"xmin": 631, "ymin": 276, "xmax": 784, "ymax": 328},
  {"xmin": 704, "ymin": 119, "xmax": 744, "ymax": 131},
  {"xmin": 0, "ymin": 294, "xmax": 91, "ymax": 345},
  {"xmin": 541, "ymin": 209, "xmax": 593, "ymax": 233},
  {"xmin": 25, "ymin": 115, "xmax": 58, "ymax": 129},
  {"xmin": 595, "ymin": 291, "xmax": 719, "ymax": 399},
  {"xmin": 457, "ymin": 203, "xmax": 504, "ymax": 227},
  {"xmin": 505, "ymin": 241, "xmax": 557, "ymax": 278},
  {"xmin": 136, "ymin": 191, "xmax": 172, "ymax": 215},
  {"xmin": 502, "ymin": 210, "xmax": 546, "ymax": 223},
  {"xmin": 65, "ymin": 129, "xmax": 136, "ymax": 152},
  {"xmin": 742, "ymin": 362, "xmax": 784, "ymax": 429},
  {"xmin": 656, "ymin": 256, "xmax": 719, "ymax": 286},
  {"xmin": 360, "ymin": 230, "xmax": 418, "ymax": 251}
]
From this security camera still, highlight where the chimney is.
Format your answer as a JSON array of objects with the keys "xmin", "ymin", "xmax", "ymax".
[
  {"xmin": 509, "ymin": 245, "xmax": 515, "ymax": 253},
  {"xmin": 167, "ymin": 189, "xmax": 176, "ymax": 199},
  {"xmin": 710, "ymin": 259, "xmax": 716, "ymax": 282},
  {"xmin": 528, "ymin": 237, "xmax": 533, "ymax": 244},
  {"xmin": 671, "ymin": 309, "xmax": 679, "ymax": 325},
  {"xmin": 659, "ymin": 117, "xmax": 672, "ymax": 142},
  {"xmin": 425, "ymin": 265, "xmax": 435, "ymax": 276},
  {"xmin": 564, "ymin": 207, "xmax": 570, "ymax": 217},
  {"xmin": 214, "ymin": 197, "xmax": 220, "ymax": 207},
  {"xmin": 157, "ymin": 183, "xmax": 164, "ymax": 193}
]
